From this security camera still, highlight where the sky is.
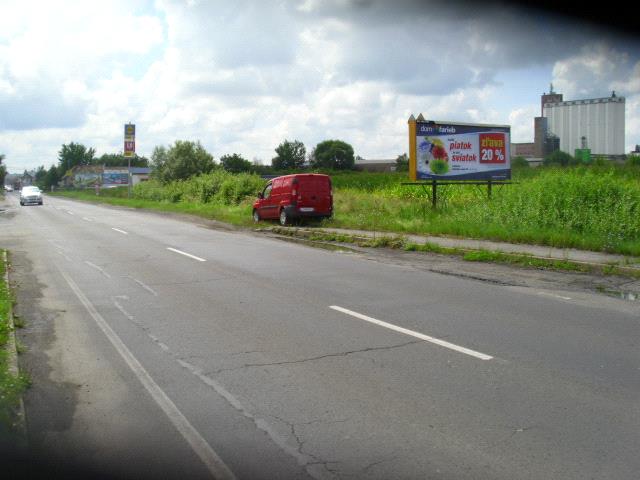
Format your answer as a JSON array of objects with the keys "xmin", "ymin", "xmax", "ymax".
[{"xmin": 1, "ymin": 0, "xmax": 639, "ymax": 173}]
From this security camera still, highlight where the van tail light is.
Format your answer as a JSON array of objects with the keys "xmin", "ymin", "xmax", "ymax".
[{"xmin": 292, "ymin": 179, "xmax": 300, "ymax": 204}]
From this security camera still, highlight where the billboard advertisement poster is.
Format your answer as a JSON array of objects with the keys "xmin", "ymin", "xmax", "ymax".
[
  {"xmin": 103, "ymin": 168, "xmax": 129, "ymax": 186},
  {"xmin": 412, "ymin": 121, "xmax": 511, "ymax": 180}
]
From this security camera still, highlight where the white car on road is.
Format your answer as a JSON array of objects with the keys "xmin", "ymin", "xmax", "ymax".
[{"xmin": 20, "ymin": 186, "xmax": 43, "ymax": 206}]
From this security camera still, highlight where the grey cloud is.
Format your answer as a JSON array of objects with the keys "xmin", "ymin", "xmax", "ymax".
[
  {"xmin": 291, "ymin": 0, "xmax": 636, "ymax": 91},
  {"xmin": 0, "ymin": 91, "xmax": 87, "ymax": 130},
  {"xmin": 161, "ymin": 0, "xmax": 638, "ymax": 101}
]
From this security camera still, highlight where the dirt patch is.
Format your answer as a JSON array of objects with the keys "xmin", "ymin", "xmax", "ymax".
[{"xmin": 8, "ymin": 249, "xmax": 79, "ymax": 453}]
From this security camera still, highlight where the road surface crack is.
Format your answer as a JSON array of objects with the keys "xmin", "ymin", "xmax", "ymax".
[
  {"xmin": 362, "ymin": 455, "xmax": 398, "ymax": 474},
  {"xmin": 268, "ymin": 414, "xmax": 339, "ymax": 479},
  {"xmin": 209, "ymin": 340, "xmax": 422, "ymax": 375}
]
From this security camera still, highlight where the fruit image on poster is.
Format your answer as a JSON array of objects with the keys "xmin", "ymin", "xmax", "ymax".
[
  {"xmin": 413, "ymin": 121, "xmax": 511, "ymax": 180},
  {"xmin": 417, "ymin": 137, "xmax": 449, "ymax": 174}
]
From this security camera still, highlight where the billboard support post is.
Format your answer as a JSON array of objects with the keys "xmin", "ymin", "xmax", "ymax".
[
  {"xmin": 402, "ymin": 179, "xmax": 513, "ymax": 209},
  {"xmin": 408, "ymin": 115, "xmax": 417, "ymax": 182}
]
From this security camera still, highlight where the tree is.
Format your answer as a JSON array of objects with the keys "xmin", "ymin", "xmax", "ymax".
[
  {"xmin": 272, "ymin": 140, "xmax": 306, "ymax": 170},
  {"xmin": 93, "ymin": 153, "xmax": 149, "ymax": 167},
  {"xmin": 0, "ymin": 154, "xmax": 6, "ymax": 188},
  {"xmin": 310, "ymin": 140, "xmax": 355, "ymax": 170},
  {"xmin": 42, "ymin": 164, "xmax": 61, "ymax": 190},
  {"xmin": 34, "ymin": 165, "xmax": 47, "ymax": 188},
  {"xmin": 57, "ymin": 142, "xmax": 96, "ymax": 174},
  {"xmin": 150, "ymin": 140, "xmax": 215, "ymax": 183},
  {"xmin": 395, "ymin": 153, "xmax": 408, "ymax": 172},
  {"xmin": 220, "ymin": 153, "xmax": 252, "ymax": 173}
]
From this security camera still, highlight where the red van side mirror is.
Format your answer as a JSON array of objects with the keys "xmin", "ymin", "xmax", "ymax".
[{"xmin": 257, "ymin": 192, "xmax": 264, "ymax": 199}]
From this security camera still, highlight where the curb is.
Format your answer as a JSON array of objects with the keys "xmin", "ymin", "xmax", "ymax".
[
  {"xmin": 2, "ymin": 250, "xmax": 27, "ymax": 445},
  {"xmin": 264, "ymin": 226, "xmax": 640, "ymax": 276}
]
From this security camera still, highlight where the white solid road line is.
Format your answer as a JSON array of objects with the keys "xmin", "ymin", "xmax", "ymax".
[
  {"xmin": 126, "ymin": 276, "xmax": 159, "ymax": 297},
  {"xmin": 167, "ymin": 247, "xmax": 206, "ymax": 262},
  {"xmin": 330, "ymin": 306, "xmax": 493, "ymax": 361},
  {"xmin": 537, "ymin": 291, "xmax": 572, "ymax": 301},
  {"xmin": 58, "ymin": 267, "xmax": 236, "ymax": 480},
  {"xmin": 84, "ymin": 261, "xmax": 112, "ymax": 279},
  {"xmin": 112, "ymin": 228, "xmax": 129, "ymax": 235},
  {"xmin": 82, "ymin": 217, "xmax": 93, "ymax": 222}
]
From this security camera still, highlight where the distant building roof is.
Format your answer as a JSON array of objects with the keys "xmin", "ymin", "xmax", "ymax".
[{"xmin": 355, "ymin": 158, "xmax": 396, "ymax": 164}]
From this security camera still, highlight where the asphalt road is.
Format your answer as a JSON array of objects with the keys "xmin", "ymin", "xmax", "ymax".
[{"xmin": 1, "ymin": 192, "xmax": 639, "ymax": 480}]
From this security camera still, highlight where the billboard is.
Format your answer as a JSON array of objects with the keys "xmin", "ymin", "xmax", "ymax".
[
  {"xmin": 409, "ymin": 118, "xmax": 511, "ymax": 180},
  {"xmin": 103, "ymin": 168, "xmax": 129, "ymax": 186}
]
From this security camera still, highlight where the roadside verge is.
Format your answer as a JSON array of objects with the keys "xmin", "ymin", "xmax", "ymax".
[
  {"xmin": 262, "ymin": 226, "xmax": 640, "ymax": 279},
  {"xmin": 1, "ymin": 249, "xmax": 28, "ymax": 444}
]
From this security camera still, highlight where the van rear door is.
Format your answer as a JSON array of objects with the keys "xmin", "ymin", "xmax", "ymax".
[{"xmin": 296, "ymin": 175, "xmax": 332, "ymax": 215}]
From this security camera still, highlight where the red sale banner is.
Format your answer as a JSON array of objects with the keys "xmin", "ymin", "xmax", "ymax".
[{"xmin": 479, "ymin": 133, "xmax": 506, "ymax": 164}]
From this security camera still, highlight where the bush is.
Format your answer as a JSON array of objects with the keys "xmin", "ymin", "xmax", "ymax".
[
  {"xmin": 511, "ymin": 156, "xmax": 530, "ymax": 168},
  {"xmin": 625, "ymin": 154, "xmax": 640, "ymax": 167},
  {"xmin": 133, "ymin": 170, "xmax": 264, "ymax": 206},
  {"xmin": 395, "ymin": 153, "xmax": 409, "ymax": 172},
  {"xmin": 543, "ymin": 150, "xmax": 574, "ymax": 167}
]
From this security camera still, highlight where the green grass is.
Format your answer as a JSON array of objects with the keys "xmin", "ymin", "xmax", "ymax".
[
  {"xmin": 326, "ymin": 166, "xmax": 640, "ymax": 256},
  {"xmin": 0, "ymin": 250, "xmax": 30, "ymax": 431},
  {"xmin": 52, "ymin": 164, "xmax": 640, "ymax": 256}
]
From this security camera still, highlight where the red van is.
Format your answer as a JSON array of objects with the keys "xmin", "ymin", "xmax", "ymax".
[{"xmin": 253, "ymin": 174, "xmax": 333, "ymax": 226}]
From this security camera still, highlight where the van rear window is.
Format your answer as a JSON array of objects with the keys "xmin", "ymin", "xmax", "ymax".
[{"xmin": 298, "ymin": 177, "xmax": 330, "ymax": 190}]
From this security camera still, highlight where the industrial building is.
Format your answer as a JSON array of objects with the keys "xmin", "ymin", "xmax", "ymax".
[
  {"xmin": 512, "ymin": 86, "xmax": 626, "ymax": 160},
  {"xmin": 544, "ymin": 92, "xmax": 625, "ymax": 158}
]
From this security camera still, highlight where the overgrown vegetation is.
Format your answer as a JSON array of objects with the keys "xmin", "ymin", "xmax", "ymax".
[
  {"xmin": 326, "ymin": 164, "xmax": 640, "ymax": 256},
  {"xmin": 0, "ymin": 251, "xmax": 30, "ymax": 431},
  {"xmin": 54, "ymin": 159, "xmax": 640, "ymax": 256}
]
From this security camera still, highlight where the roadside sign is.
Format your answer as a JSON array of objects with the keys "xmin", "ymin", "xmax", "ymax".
[
  {"xmin": 124, "ymin": 123, "xmax": 136, "ymax": 158},
  {"xmin": 124, "ymin": 140, "xmax": 135, "ymax": 158}
]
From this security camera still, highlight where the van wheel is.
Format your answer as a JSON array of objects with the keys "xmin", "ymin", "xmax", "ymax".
[
  {"xmin": 252, "ymin": 209, "xmax": 260, "ymax": 223},
  {"xmin": 279, "ymin": 209, "xmax": 290, "ymax": 226}
]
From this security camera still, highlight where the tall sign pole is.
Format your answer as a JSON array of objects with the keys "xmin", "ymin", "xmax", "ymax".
[{"xmin": 124, "ymin": 123, "xmax": 136, "ymax": 198}]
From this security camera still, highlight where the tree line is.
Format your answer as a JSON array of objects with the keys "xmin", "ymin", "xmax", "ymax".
[{"xmin": 30, "ymin": 138, "xmax": 359, "ymax": 190}]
